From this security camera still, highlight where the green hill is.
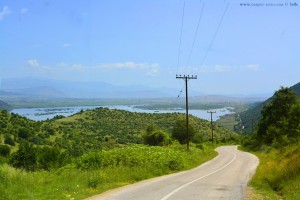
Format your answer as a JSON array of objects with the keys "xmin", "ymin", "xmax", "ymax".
[
  {"xmin": 240, "ymin": 82, "xmax": 300, "ymax": 134},
  {"xmin": 0, "ymin": 107, "xmax": 237, "ymax": 157}
]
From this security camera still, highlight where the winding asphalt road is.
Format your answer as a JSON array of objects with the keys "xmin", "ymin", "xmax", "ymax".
[{"xmin": 86, "ymin": 146, "xmax": 259, "ymax": 200}]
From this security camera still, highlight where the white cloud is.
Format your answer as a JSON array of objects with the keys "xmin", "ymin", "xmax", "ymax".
[
  {"xmin": 26, "ymin": 59, "xmax": 53, "ymax": 74},
  {"xmin": 25, "ymin": 60, "xmax": 160, "ymax": 76},
  {"xmin": 72, "ymin": 64, "xmax": 85, "ymax": 71},
  {"xmin": 212, "ymin": 65, "xmax": 235, "ymax": 72},
  {"xmin": 146, "ymin": 63, "xmax": 160, "ymax": 76},
  {"xmin": 246, "ymin": 64, "xmax": 260, "ymax": 71},
  {"xmin": 185, "ymin": 65, "xmax": 236, "ymax": 73},
  {"xmin": 175, "ymin": 64, "xmax": 261, "ymax": 74},
  {"xmin": 21, "ymin": 8, "xmax": 28, "ymax": 14},
  {"xmin": 62, "ymin": 43, "xmax": 72, "ymax": 48},
  {"xmin": 27, "ymin": 59, "xmax": 39, "ymax": 67},
  {"xmin": 99, "ymin": 62, "xmax": 160, "ymax": 76},
  {"xmin": 0, "ymin": 6, "xmax": 11, "ymax": 21}
]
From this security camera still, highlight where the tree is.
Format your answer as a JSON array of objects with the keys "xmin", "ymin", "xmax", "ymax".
[
  {"xmin": 0, "ymin": 145, "xmax": 10, "ymax": 157},
  {"xmin": 172, "ymin": 120, "xmax": 195, "ymax": 144},
  {"xmin": 257, "ymin": 87, "xmax": 298, "ymax": 145},
  {"xmin": 287, "ymin": 101, "xmax": 300, "ymax": 140},
  {"xmin": 143, "ymin": 125, "xmax": 171, "ymax": 146},
  {"xmin": 9, "ymin": 142, "xmax": 37, "ymax": 171},
  {"xmin": 36, "ymin": 146, "xmax": 61, "ymax": 170},
  {"xmin": 4, "ymin": 134, "xmax": 15, "ymax": 146},
  {"xmin": 18, "ymin": 127, "xmax": 31, "ymax": 139}
]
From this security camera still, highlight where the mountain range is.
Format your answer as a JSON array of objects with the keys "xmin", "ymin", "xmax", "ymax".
[
  {"xmin": 0, "ymin": 77, "xmax": 179, "ymax": 99},
  {"xmin": 1, "ymin": 77, "xmax": 271, "ymax": 101}
]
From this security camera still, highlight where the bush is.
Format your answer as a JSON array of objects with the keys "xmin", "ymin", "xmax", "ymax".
[
  {"xmin": 172, "ymin": 120, "xmax": 195, "ymax": 144},
  {"xmin": 36, "ymin": 146, "xmax": 61, "ymax": 170},
  {"xmin": 4, "ymin": 135, "xmax": 15, "ymax": 146},
  {"xmin": 76, "ymin": 145, "xmax": 185, "ymax": 171},
  {"xmin": 76, "ymin": 151, "xmax": 102, "ymax": 170},
  {"xmin": 18, "ymin": 127, "xmax": 31, "ymax": 139},
  {"xmin": 0, "ymin": 145, "xmax": 10, "ymax": 157},
  {"xmin": 143, "ymin": 129, "xmax": 171, "ymax": 146},
  {"xmin": 9, "ymin": 143, "xmax": 37, "ymax": 171}
]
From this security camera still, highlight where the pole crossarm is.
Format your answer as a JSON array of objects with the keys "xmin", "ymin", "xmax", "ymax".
[
  {"xmin": 176, "ymin": 75, "xmax": 197, "ymax": 79},
  {"xmin": 176, "ymin": 74, "xmax": 197, "ymax": 151}
]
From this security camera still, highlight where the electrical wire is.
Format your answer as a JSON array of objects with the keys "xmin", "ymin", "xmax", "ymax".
[
  {"xmin": 197, "ymin": 3, "xmax": 229, "ymax": 71},
  {"xmin": 176, "ymin": 83, "xmax": 185, "ymax": 100},
  {"xmin": 186, "ymin": 1, "xmax": 205, "ymax": 69},
  {"xmin": 176, "ymin": 0, "xmax": 186, "ymax": 74}
]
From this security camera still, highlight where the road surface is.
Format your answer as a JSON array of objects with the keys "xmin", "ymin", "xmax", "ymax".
[{"xmin": 86, "ymin": 146, "xmax": 259, "ymax": 200}]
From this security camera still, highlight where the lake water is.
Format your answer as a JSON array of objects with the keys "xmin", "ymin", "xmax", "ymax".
[{"xmin": 10, "ymin": 105, "xmax": 234, "ymax": 121}]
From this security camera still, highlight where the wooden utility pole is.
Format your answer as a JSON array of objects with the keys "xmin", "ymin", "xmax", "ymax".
[
  {"xmin": 176, "ymin": 75, "xmax": 197, "ymax": 150},
  {"xmin": 207, "ymin": 111, "xmax": 216, "ymax": 145},
  {"xmin": 251, "ymin": 119, "xmax": 254, "ymax": 133}
]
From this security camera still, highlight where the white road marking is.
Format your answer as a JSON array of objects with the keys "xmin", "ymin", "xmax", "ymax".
[{"xmin": 160, "ymin": 151, "xmax": 237, "ymax": 200}]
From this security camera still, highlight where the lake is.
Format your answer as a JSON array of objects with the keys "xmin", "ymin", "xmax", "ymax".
[{"xmin": 10, "ymin": 105, "xmax": 234, "ymax": 121}]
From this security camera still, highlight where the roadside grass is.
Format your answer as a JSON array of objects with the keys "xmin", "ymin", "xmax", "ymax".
[
  {"xmin": 0, "ymin": 143, "xmax": 217, "ymax": 200},
  {"xmin": 246, "ymin": 142, "xmax": 300, "ymax": 200}
]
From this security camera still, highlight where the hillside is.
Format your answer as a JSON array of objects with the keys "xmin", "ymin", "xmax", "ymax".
[
  {"xmin": 0, "ymin": 100, "xmax": 12, "ymax": 110},
  {"xmin": 240, "ymin": 82, "xmax": 300, "ymax": 134},
  {"xmin": 50, "ymin": 107, "xmax": 236, "ymax": 150},
  {"xmin": 0, "ymin": 107, "xmax": 237, "ymax": 156}
]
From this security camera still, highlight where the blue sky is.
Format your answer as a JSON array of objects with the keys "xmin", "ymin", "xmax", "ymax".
[{"xmin": 1, "ymin": 0, "xmax": 299, "ymax": 95}]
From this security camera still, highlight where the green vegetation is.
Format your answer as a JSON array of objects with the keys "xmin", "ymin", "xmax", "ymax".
[
  {"xmin": 240, "ymin": 82, "xmax": 300, "ymax": 134},
  {"xmin": 242, "ymin": 86, "xmax": 300, "ymax": 199},
  {"xmin": 0, "ymin": 144, "xmax": 217, "ymax": 200},
  {"xmin": 248, "ymin": 143, "xmax": 300, "ymax": 199},
  {"xmin": 142, "ymin": 125, "xmax": 172, "ymax": 146},
  {"xmin": 0, "ymin": 104, "xmax": 238, "ymax": 199}
]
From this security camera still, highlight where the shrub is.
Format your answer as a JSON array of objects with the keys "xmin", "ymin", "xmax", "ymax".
[
  {"xmin": 172, "ymin": 120, "xmax": 195, "ymax": 144},
  {"xmin": 76, "ymin": 151, "xmax": 102, "ymax": 170},
  {"xmin": 36, "ymin": 146, "xmax": 61, "ymax": 170},
  {"xmin": 143, "ymin": 129, "xmax": 172, "ymax": 146},
  {"xmin": 4, "ymin": 135, "xmax": 15, "ymax": 146},
  {"xmin": 9, "ymin": 143, "xmax": 37, "ymax": 171},
  {"xmin": 0, "ymin": 145, "xmax": 10, "ymax": 157}
]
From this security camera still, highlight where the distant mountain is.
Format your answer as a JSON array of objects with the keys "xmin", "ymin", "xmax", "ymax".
[
  {"xmin": 190, "ymin": 95, "xmax": 267, "ymax": 103},
  {"xmin": 0, "ymin": 100, "xmax": 12, "ymax": 110},
  {"xmin": 240, "ymin": 82, "xmax": 300, "ymax": 134},
  {"xmin": 0, "ymin": 77, "xmax": 277, "ymax": 101},
  {"xmin": 0, "ymin": 77, "xmax": 175, "ymax": 99}
]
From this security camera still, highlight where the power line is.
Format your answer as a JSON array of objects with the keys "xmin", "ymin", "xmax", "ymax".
[
  {"xmin": 186, "ymin": 1, "xmax": 205, "ymax": 68},
  {"xmin": 176, "ymin": 83, "xmax": 185, "ymax": 100},
  {"xmin": 176, "ymin": 0, "xmax": 186, "ymax": 74},
  {"xmin": 198, "ymin": 3, "xmax": 229, "ymax": 70}
]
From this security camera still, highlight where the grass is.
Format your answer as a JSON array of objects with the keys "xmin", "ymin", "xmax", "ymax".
[
  {"xmin": 0, "ymin": 143, "xmax": 217, "ymax": 200},
  {"xmin": 246, "ymin": 142, "xmax": 300, "ymax": 200}
]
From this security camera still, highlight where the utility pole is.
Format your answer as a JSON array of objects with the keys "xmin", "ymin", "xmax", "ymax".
[
  {"xmin": 251, "ymin": 119, "xmax": 254, "ymax": 133},
  {"xmin": 207, "ymin": 111, "xmax": 216, "ymax": 145},
  {"xmin": 176, "ymin": 75, "xmax": 197, "ymax": 150}
]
